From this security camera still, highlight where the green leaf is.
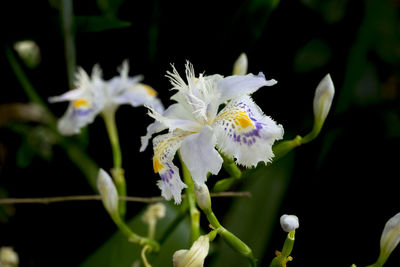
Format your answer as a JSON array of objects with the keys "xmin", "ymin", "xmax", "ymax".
[
  {"xmin": 210, "ymin": 154, "xmax": 295, "ymax": 266},
  {"xmin": 75, "ymin": 16, "xmax": 131, "ymax": 33},
  {"xmin": 80, "ymin": 203, "xmax": 190, "ymax": 267},
  {"xmin": 293, "ymin": 39, "xmax": 332, "ymax": 73}
]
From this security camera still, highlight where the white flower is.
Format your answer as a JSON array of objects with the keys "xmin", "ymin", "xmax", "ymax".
[
  {"xmin": 142, "ymin": 62, "xmax": 283, "ymax": 204},
  {"xmin": 379, "ymin": 212, "xmax": 400, "ymax": 264},
  {"xmin": 233, "ymin": 53, "xmax": 248, "ymax": 75},
  {"xmin": 173, "ymin": 235, "xmax": 209, "ymax": 267},
  {"xmin": 49, "ymin": 61, "xmax": 164, "ymax": 135},
  {"xmin": 313, "ymin": 74, "xmax": 334, "ymax": 131},
  {"xmin": 97, "ymin": 168, "xmax": 119, "ymax": 219},
  {"xmin": 280, "ymin": 214, "xmax": 299, "ymax": 232},
  {"xmin": 0, "ymin": 247, "xmax": 19, "ymax": 267}
]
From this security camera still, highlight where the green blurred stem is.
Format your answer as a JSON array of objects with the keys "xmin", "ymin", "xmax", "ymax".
[
  {"xmin": 159, "ymin": 207, "xmax": 188, "ymax": 244},
  {"xmin": 112, "ymin": 215, "xmax": 160, "ymax": 252},
  {"xmin": 61, "ymin": 0, "xmax": 76, "ymax": 90},
  {"xmin": 102, "ymin": 108, "xmax": 126, "ymax": 217},
  {"xmin": 213, "ymin": 154, "xmax": 242, "ymax": 192},
  {"xmin": 179, "ymin": 152, "xmax": 201, "ymax": 244},
  {"xmin": 5, "ymin": 46, "xmax": 52, "ymax": 116}
]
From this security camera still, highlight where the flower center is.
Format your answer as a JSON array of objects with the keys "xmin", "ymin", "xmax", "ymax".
[{"xmin": 73, "ymin": 99, "xmax": 90, "ymax": 108}]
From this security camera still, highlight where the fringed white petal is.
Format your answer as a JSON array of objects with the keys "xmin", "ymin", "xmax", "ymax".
[
  {"xmin": 213, "ymin": 96, "xmax": 283, "ymax": 167},
  {"xmin": 180, "ymin": 126, "xmax": 223, "ymax": 185},
  {"xmin": 217, "ymin": 73, "xmax": 277, "ymax": 104},
  {"xmin": 153, "ymin": 131, "xmax": 189, "ymax": 204},
  {"xmin": 48, "ymin": 89, "xmax": 85, "ymax": 103}
]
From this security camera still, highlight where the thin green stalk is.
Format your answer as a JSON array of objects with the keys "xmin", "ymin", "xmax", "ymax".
[
  {"xmin": 102, "ymin": 108, "xmax": 126, "ymax": 217},
  {"xmin": 113, "ymin": 216, "xmax": 159, "ymax": 252},
  {"xmin": 213, "ymin": 154, "xmax": 242, "ymax": 192},
  {"xmin": 61, "ymin": 0, "xmax": 76, "ymax": 90},
  {"xmin": 179, "ymin": 152, "xmax": 200, "ymax": 244}
]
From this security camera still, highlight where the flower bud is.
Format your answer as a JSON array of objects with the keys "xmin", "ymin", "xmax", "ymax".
[
  {"xmin": 142, "ymin": 202, "xmax": 166, "ymax": 224},
  {"xmin": 280, "ymin": 214, "xmax": 299, "ymax": 233},
  {"xmin": 378, "ymin": 212, "xmax": 400, "ymax": 265},
  {"xmin": 0, "ymin": 247, "xmax": 19, "ymax": 267},
  {"xmin": 194, "ymin": 183, "xmax": 211, "ymax": 212},
  {"xmin": 97, "ymin": 168, "xmax": 119, "ymax": 219},
  {"xmin": 13, "ymin": 40, "xmax": 41, "ymax": 69},
  {"xmin": 233, "ymin": 53, "xmax": 248, "ymax": 75},
  {"xmin": 313, "ymin": 74, "xmax": 334, "ymax": 132},
  {"xmin": 173, "ymin": 235, "xmax": 209, "ymax": 267}
]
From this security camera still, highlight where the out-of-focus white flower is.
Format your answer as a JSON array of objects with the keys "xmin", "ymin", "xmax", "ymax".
[
  {"xmin": 313, "ymin": 74, "xmax": 334, "ymax": 132},
  {"xmin": 14, "ymin": 40, "xmax": 41, "ymax": 68},
  {"xmin": 280, "ymin": 214, "xmax": 299, "ymax": 232},
  {"xmin": 142, "ymin": 62, "xmax": 283, "ymax": 204},
  {"xmin": 173, "ymin": 235, "xmax": 209, "ymax": 267},
  {"xmin": 233, "ymin": 53, "xmax": 248, "ymax": 75},
  {"xmin": 142, "ymin": 202, "xmax": 166, "ymax": 224},
  {"xmin": 0, "ymin": 247, "xmax": 19, "ymax": 267},
  {"xmin": 97, "ymin": 168, "xmax": 119, "ymax": 219},
  {"xmin": 378, "ymin": 212, "xmax": 400, "ymax": 265},
  {"xmin": 49, "ymin": 61, "xmax": 164, "ymax": 135}
]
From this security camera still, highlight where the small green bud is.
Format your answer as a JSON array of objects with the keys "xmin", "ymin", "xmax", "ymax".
[
  {"xmin": 313, "ymin": 74, "xmax": 334, "ymax": 134},
  {"xmin": 377, "ymin": 212, "xmax": 400, "ymax": 266},
  {"xmin": 0, "ymin": 247, "xmax": 19, "ymax": 267}
]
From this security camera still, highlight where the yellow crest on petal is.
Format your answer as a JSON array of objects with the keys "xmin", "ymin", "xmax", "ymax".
[{"xmin": 73, "ymin": 98, "xmax": 90, "ymax": 108}]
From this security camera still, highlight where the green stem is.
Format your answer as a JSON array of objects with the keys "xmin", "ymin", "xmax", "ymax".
[
  {"xmin": 61, "ymin": 0, "xmax": 76, "ymax": 90},
  {"xmin": 102, "ymin": 109, "xmax": 126, "ymax": 217},
  {"xmin": 213, "ymin": 154, "xmax": 242, "ymax": 192},
  {"xmin": 179, "ymin": 152, "xmax": 201, "ymax": 244},
  {"xmin": 113, "ymin": 216, "xmax": 160, "ymax": 252}
]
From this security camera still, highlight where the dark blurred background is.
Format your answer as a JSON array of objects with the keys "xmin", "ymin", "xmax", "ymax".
[{"xmin": 1, "ymin": 0, "xmax": 400, "ymax": 266}]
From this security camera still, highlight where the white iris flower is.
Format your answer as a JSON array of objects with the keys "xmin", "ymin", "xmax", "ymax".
[
  {"xmin": 141, "ymin": 62, "xmax": 284, "ymax": 204},
  {"xmin": 49, "ymin": 61, "xmax": 164, "ymax": 135}
]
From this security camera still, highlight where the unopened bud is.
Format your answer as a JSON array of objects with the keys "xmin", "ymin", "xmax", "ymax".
[
  {"xmin": 142, "ymin": 202, "xmax": 166, "ymax": 224},
  {"xmin": 0, "ymin": 247, "xmax": 19, "ymax": 267},
  {"xmin": 378, "ymin": 212, "xmax": 400, "ymax": 265},
  {"xmin": 280, "ymin": 214, "xmax": 299, "ymax": 233},
  {"xmin": 233, "ymin": 53, "xmax": 248, "ymax": 75},
  {"xmin": 13, "ymin": 40, "xmax": 41, "ymax": 68},
  {"xmin": 97, "ymin": 168, "xmax": 119, "ymax": 219},
  {"xmin": 194, "ymin": 183, "xmax": 211, "ymax": 212},
  {"xmin": 313, "ymin": 74, "xmax": 334, "ymax": 132}
]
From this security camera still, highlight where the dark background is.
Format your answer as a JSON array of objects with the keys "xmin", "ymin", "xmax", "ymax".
[{"xmin": 1, "ymin": 0, "xmax": 400, "ymax": 266}]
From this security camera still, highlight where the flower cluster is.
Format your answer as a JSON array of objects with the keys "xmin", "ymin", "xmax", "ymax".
[{"xmin": 141, "ymin": 62, "xmax": 284, "ymax": 203}]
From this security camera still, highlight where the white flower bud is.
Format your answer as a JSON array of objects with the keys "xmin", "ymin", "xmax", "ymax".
[
  {"xmin": 233, "ymin": 53, "xmax": 248, "ymax": 75},
  {"xmin": 142, "ymin": 202, "xmax": 166, "ymax": 224},
  {"xmin": 379, "ymin": 212, "xmax": 400, "ymax": 264},
  {"xmin": 13, "ymin": 40, "xmax": 41, "ymax": 68},
  {"xmin": 0, "ymin": 247, "xmax": 19, "ymax": 267},
  {"xmin": 280, "ymin": 214, "xmax": 299, "ymax": 232},
  {"xmin": 173, "ymin": 235, "xmax": 209, "ymax": 267},
  {"xmin": 194, "ymin": 183, "xmax": 211, "ymax": 211},
  {"xmin": 313, "ymin": 74, "xmax": 335, "ymax": 130},
  {"xmin": 97, "ymin": 168, "xmax": 119, "ymax": 219}
]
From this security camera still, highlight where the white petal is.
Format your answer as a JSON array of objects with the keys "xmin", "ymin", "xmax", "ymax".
[
  {"xmin": 153, "ymin": 131, "xmax": 189, "ymax": 204},
  {"xmin": 217, "ymin": 72, "xmax": 277, "ymax": 103},
  {"xmin": 48, "ymin": 88, "xmax": 85, "ymax": 103},
  {"xmin": 213, "ymin": 96, "xmax": 283, "ymax": 167},
  {"xmin": 148, "ymin": 105, "xmax": 202, "ymax": 133},
  {"xmin": 57, "ymin": 102, "xmax": 99, "ymax": 135},
  {"xmin": 140, "ymin": 103, "xmax": 198, "ymax": 152},
  {"xmin": 173, "ymin": 235, "xmax": 209, "ymax": 267},
  {"xmin": 114, "ymin": 83, "xmax": 164, "ymax": 112},
  {"xmin": 280, "ymin": 214, "xmax": 299, "ymax": 232},
  {"xmin": 232, "ymin": 53, "xmax": 248, "ymax": 75},
  {"xmin": 180, "ymin": 126, "xmax": 223, "ymax": 184}
]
